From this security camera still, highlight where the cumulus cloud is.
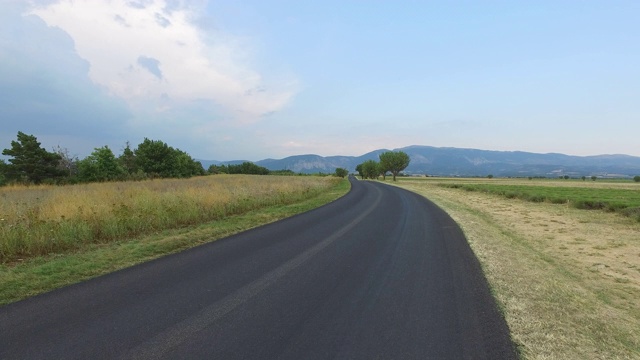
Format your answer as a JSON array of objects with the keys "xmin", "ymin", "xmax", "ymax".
[
  {"xmin": 0, "ymin": 1, "xmax": 131, "ymax": 154},
  {"xmin": 28, "ymin": 0, "xmax": 297, "ymax": 124}
]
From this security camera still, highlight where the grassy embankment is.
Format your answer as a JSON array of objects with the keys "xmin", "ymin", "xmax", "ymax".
[
  {"xmin": 0, "ymin": 175, "xmax": 349, "ymax": 305},
  {"xmin": 394, "ymin": 177, "xmax": 640, "ymax": 359}
]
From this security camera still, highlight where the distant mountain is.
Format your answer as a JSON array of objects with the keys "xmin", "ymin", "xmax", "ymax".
[{"xmin": 199, "ymin": 146, "xmax": 640, "ymax": 178}]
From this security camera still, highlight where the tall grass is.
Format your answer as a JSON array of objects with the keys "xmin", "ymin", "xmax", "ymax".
[{"xmin": 0, "ymin": 175, "xmax": 340, "ymax": 262}]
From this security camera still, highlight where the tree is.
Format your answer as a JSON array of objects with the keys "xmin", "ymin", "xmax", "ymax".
[
  {"xmin": 134, "ymin": 138, "xmax": 177, "ymax": 178},
  {"xmin": 78, "ymin": 146, "xmax": 126, "ymax": 182},
  {"xmin": 582, "ymin": 176, "xmax": 586, "ymax": 181},
  {"xmin": 118, "ymin": 141, "xmax": 137, "ymax": 175},
  {"xmin": 634, "ymin": 176, "xmax": 640, "ymax": 183},
  {"xmin": 52, "ymin": 145, "xmax": 79, "ymax": 180},
  {"xmin": 0, "ymin": 159, "xmax": 7, "ymax": 186},
  {"xmin": 208, "ymin": 164, "xmax": 226, "ymax": 174},
  {"xmin": 335, "ymin": 167, "xmax": 348, "ymax": 178},
  {"xmin": 2, "ymin": 132, "xmax": 64, "ymax": 184},
  {"xmin": 226, "ymin": 162, "xmax": 269, "ymax": 175},
  {"xmin": 173, "ymin": 149, "xmax": 205, "ymax": 177},
  {"xmin": 355, "ymin": 164, "xmax": 364, "ymax": 178},
  {"xmin": 378, "ymin": 151, "xmax": 410, "ymax": 181},
  {"xmin": 361, "ymin": 160, "xmax": 380, "ymax": 179},
  {"xmin": 487, "ymin": 174, "xmax": 494, "ymax": 179},
  {"xmin": 591, "ymin": 176, "xmax": 597, "ymax": 181}
]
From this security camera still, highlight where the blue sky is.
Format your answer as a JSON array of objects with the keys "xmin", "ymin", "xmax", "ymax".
[{"xmin": 1, "ymin": 0, "xmax": 639, "ymax": 161}]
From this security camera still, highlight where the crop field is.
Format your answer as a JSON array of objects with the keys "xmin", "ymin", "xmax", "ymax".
[
  {"xmin": 438, "ymin": 182, "xmax": 640, "ymax": 220},
  {"xmin": 0, "ymin": 175, "xmax": 342, "ymax": 263},
  {"xmin": 395, "ymin": 177, "xmax": 640, "ymax": 359}
]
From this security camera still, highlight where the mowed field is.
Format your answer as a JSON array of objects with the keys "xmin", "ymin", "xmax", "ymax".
[
  {"xmin": 394, "ymin": 177, "xmax": 640, "ymax": 359},
  {"xmin": 0, "ymin": 175, "xmax": 348, "ymax": 304}
]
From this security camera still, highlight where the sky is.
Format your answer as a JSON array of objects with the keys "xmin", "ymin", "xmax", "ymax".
[{"xmin": 1, "ymin": 0, "xmax": 639, "ymax": 161}]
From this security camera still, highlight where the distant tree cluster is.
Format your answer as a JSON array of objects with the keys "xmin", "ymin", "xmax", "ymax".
[
  {"xmin": 0, "ymin": 132, "xmax": 204, "ymax": 185},
  {"xmin": 208, "ymin": 162, "xmax": 270, "ymax": 175},
  {"xmin": 356, "ymin": 151, "xmax": 410, "ymax": 181},
  {"xmin": 334, "ymin": 168, "xmax": 348, "ymax": 178}
]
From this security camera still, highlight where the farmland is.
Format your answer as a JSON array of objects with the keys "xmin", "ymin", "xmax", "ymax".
[
  {"xmin": 395, "ymin": 177, "xmax": 640, "ymax": 359},
  {"xmin": 438, "ymin": 181, "xmax": 640, "ymax": 220}
]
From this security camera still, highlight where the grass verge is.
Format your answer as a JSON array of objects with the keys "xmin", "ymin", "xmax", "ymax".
[
  {"xmin": 0, "ymin": 178, "xmax": 350, "ymax": 305},
  {"xmin": 394, "ymin": 178, "xmax": 640, "ymax": 359}
]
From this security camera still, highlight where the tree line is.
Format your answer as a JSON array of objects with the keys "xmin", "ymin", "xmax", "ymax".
[
  {"xmin": 355, "ymin": 151, "xmax": 410, "ymax": 181},
  {"xmin": 0, "ymin": 131, "xmax": 317, "ymax": 186},
  {"xmin": 0, "ymin": 132, "xmax": 207, "ymax": 185}
]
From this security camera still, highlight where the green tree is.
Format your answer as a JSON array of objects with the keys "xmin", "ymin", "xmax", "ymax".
[
  {"xmin": 591, "ymin": 176, "xmax": 597, "ymax": 181},
  {"xmin": 334, "ymin": 167, "xmax": 348, "ymax": 178},
  {"xmin": 378, "ymin": 151, "xmax": 410, "ymax": 181},
  {"xmin": 173, "ymin": 149, "xmax": 205, "ymax": 177},
  {"xmin": 2, "ymin": 132, "xmax": 64, "ymax": 184},
  {"xmin": 355, "ymin": 164, "xmax": 364, "ymax": 178},
  {"xmin": 134, "ymin": 138, "xmax": 177, "ymax": 178},
  {"xmin": 0, "ymin": 159, "xmax": 7, "ymax": 186},
  {"xmin": 134, "ymin": 138, "xmax": 204, "ymax": 178},
  {"xmin": 361, "ymin": 160, "xmax": 380, "ymax": 179},
  {"xmin": 78, "ymin": 146, "xmax": 126, "ymax": 182},
  {"xmin": 226, "ymin": 162, "xmax": 270, "ymax": 175},
  {"xmin": 634, "ymin": 176, "xmax": 640, "ymax": 183},
  {"xmin": 118, "ymin": 141, "xmax": 137, "ymax": 175},
  {"xmin": 208, "ymin": 164, "xmax": 226, "ymax": 174}
]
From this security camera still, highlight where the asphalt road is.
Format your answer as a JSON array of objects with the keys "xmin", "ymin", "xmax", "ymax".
[{"xmin": 0, "ymin": 176, "xmax": 516, "ymax": 359}]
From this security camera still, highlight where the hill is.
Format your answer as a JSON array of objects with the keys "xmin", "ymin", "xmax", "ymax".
[{"xmin": 199, "ymin": 146, "xmax": 640, "ymax": 178}]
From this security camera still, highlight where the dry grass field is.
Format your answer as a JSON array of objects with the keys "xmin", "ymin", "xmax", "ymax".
[
  {"xmin": 395, "ymin": 178, "xmax": 640, "ymax": 359},
  {"xmin": 0, "ymin": 175, "xmax": 341, "ymax": 263}
]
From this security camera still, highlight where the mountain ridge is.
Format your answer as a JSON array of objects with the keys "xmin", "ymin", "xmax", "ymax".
[{"xmin": 198, "ymin": 145, "xmax": 640, "ymax": 178}]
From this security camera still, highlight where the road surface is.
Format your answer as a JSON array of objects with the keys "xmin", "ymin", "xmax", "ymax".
[{"xmin": 0, "ymin": 176, "xmax": 516, "ymax": 359}]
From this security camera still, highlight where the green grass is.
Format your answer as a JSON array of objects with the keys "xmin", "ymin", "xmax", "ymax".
[
  {"xmin": 438, "ymin": 183, "xmax": 640, "ymax": 220},
  {"xmin": 0, "ymin": 178, "xmax": 350, "ymax": 305}
]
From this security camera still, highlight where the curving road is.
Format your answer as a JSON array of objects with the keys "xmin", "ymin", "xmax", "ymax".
[{"xmin": 0, "ymin": 176, "xmax": 516, "ymax": 359}]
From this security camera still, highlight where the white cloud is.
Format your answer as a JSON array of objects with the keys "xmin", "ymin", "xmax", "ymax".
[{"xmin": 29, "ymin": 0, "xmax": 297, "ymax": 124}]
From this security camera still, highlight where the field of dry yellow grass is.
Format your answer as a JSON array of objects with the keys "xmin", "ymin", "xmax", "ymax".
[
  {"xmin": 395, "ymin": 178, "xmax": 640, "ymax": 359},
  {"xmin": 0, "ymin": 175, "xmax": 341, "ymax": 263}
]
